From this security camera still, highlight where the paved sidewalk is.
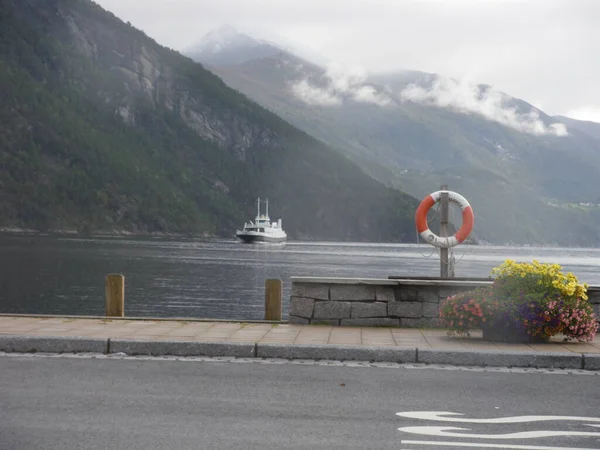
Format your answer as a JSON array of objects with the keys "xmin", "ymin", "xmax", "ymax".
[{"xmin": 1, "ymin": 315, "xmax": 598, "ymax": 353}]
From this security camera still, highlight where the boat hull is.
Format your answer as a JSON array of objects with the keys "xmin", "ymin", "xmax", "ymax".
[{"xmin": 236, "ymin": 233, "xmax": 286, "ymax": 244}]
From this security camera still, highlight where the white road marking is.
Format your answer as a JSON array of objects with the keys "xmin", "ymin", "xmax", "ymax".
[
  {"xmin": 396, "ymin": 411, "xmax": 600, "ymax": 424},
  {"xmin": 401, "ymin": 440, "xmax": 600, "ymax": 449},
  {"xmin": 398, "ymin": 426, "xmax": 600, "ymax": 439}
]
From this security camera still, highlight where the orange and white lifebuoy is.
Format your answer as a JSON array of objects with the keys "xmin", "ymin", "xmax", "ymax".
[{"xmin": 415, "ymin": 190, "xmax": 474, "ymax": 248}]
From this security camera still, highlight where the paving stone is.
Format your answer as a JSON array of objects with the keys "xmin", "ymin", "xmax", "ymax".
[
  {"xmin": 165, "ymin": 329, "xmax": 206, "ymax": 337},
  {"xmin": 330, "ymin": 285, "xmax": 375, "ymax": 301},
  {"xmin": 256, "ymin": 343, "xmax": 416, "ymax": 363},
  {"xmin": 422, "ymin": 302, "xmax": 440, "ymax": 318},
  {"xmin": 289, "ymin": 297, "xmax": 315, "ymax": 318},
  {"xmin": 375, "ymin": 287, "xmax": 395, "ymax": 302},
  {"xmin": 313, "ymin": 301, "xmax": 351, "ymax": 319},
  {"xmin": 351, "ymin": 302, "xmax": 387, "ymax": 318},
  {"xmin": 341, "ymin": 318, "xmax": 399, "ymax": 327},
  {"xmin": 388, "ymin": 302, "xmax": 422, "ymax": 318},
  {"xmin": 209, "ymin": 323, "xmax": 242, "ymax": 330}
]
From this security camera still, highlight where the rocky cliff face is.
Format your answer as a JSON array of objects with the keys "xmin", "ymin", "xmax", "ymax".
[{"xmin": 60, "ymin": 2, "xmax": 279, "ymax": 161}]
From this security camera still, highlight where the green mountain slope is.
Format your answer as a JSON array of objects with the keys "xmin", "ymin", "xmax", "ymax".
[
  {"xmin": 203, "ymin": 49, "xmax": 600, "ymax": 246},
  {"xmin": 0, "ymin": 0, "xmax": 419, "ymax": 241}
]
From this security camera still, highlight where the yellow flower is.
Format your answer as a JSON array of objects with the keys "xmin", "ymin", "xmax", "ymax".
[{"xmin": 491, "ymin": 259, "xmax": 588, "ymax": 301}]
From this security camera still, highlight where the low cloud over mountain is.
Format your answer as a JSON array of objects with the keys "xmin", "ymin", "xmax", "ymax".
[
  {"xmin": 290, "ymin": 62, "xmax": 391, "ymax": 107},
  {"xmin": 289, "ymin": 62, "xmax": 567, "ymax": 137},
  {"xmin": 399, "ymin": 77, "xmax": 568, "ymax": 137}
]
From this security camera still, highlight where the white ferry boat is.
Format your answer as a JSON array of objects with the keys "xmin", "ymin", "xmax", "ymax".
[{"xmin": 236, "ymin": 198, "xmax": 287, "ymax": 243}]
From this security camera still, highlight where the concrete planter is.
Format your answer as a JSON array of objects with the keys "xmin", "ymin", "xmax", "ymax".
[{"xmin": 481, "ymin": 323, "xmax": 547, "ymax": 344}]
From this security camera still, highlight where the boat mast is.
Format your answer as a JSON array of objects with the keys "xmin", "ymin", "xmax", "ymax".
[
  {"xmin": 265, "ymin": 198, "xmax": 269, "ymax": 218},
  {"xmin": 256, "ymin": 197, "xmax": 260, "ymax": 220}
]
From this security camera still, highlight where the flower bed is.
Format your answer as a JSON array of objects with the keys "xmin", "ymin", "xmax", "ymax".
[{"xmin": 440, "ymin": 260, "xmax": 598, "ymax": 343}]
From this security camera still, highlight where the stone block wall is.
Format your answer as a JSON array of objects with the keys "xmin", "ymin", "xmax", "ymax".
[
  {"xmin": 289, "ymin": 278, "xmax": 600, "ymax": 327},
  {"xmin": 288, "ymin": 278, "xmax": 492, "ymax": 327}
]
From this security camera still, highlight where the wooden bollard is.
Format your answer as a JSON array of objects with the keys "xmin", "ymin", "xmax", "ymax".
[
  {"xmin": 105, "ymin": 274, "xmax": 125, "ymax": 317},
  {"xmin": 264, "ymin": 279, "xmax": 282, "ymax": 321}
]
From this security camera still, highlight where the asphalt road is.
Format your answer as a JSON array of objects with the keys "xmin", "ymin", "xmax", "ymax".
[{"xmin": 1, "ymin": 355, "xmax": 600, "ymax": 450}]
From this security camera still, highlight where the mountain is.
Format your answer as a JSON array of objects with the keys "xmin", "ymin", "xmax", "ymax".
[
  {"xmin": 184, "ymin": 25, "xmax": 282, "ymax": 66},
  {"xmin": 0, "ymin": 0, "xmax": 419, "ymax": 241},
  {"xmin": 185, "ymin": 25, "xmax": 330, "ymax": 68},
  {"xmin": 554, "ymin": 115, "xmax": 600, "ymax": 141},
  {"xmin": 190, "ymin": 27, "xmax": 600, "ymax": 246}
]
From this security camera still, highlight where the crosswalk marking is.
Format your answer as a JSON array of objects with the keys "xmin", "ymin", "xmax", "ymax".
[
  {"xmin": 397, "ymin": 411, "xmax": 600, "ymax": 449},
  {"xmin": 397, "ymin": 411, "xmax": 600, "ymax": 424},
  {"xmin": 400, "ymin": 440, "xmax": 600, "ymax": 449},
  {"xmin": 398, "ymin": 425, "xmax": 600, "ymax": 439}
]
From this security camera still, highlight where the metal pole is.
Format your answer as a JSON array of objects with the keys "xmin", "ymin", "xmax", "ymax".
[{"xmin": 440, "ymin": 184, "xmax": 449, "ymax": 279}]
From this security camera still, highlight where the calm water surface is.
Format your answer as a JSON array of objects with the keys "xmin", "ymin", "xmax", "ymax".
[{"xmin": 1, "ymin": 234, "xmax": 600, "ymax": 320}]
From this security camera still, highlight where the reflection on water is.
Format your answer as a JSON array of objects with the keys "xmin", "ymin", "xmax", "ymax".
[{"xmin": 1, "ymin": 234, "xmax": 600, "ymax": 320}]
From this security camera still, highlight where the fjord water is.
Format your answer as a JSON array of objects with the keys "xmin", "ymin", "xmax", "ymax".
[{"xmin": 1, "ymin": 234, "xmax": 600, "ymax": 320}]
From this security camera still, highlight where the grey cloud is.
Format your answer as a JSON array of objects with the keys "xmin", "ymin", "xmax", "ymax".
[
  {"xmin": 289, "ymin": 61, "xmax": 569, "ymax": 135},
  {"xmin": 290, "ymin": 62, "xmax": 392, "ymax": 106},
  {"xmin": 96, "ymin": 0, "xmax": 600, "ymax": 121},
  {"xmin": 291, "ymin": 80, "xmax": 342, "ymax": 106},
  {"xmin": 399, "ymin": 77, "xmax": 569, "ymax": 136}
]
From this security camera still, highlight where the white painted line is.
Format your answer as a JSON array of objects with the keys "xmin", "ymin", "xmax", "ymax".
[
  {"xmin": 398, "ymin": 426, "xmax": 600, "ymax": 439},
  {"xmin": 396, "ymin": 411, "xmax": 600, "ymax": 424},
  {"xmin": 401, "ymin": 440, "xmax": 599, "ymax": 449}
]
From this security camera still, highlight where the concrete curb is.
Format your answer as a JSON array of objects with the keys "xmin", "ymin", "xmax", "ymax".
[
  {"xmin": 418, "ymin": 348, "xmax": 584, "ymax": 370},
  {"xmin": 0, "ymin": 335, "xmax": 108, "ymax": 354},
  {"xmin": 0, "ymin": 335, "xmax": 598, "ymax": 370},
  {"xmin": 583, "ymin": 353, "xmax": 600, "ymax": 370},
  {"xmin": 109, "ymin": 339, "xmax": 256, "ymax": 358},
  {"xmin": 256, "ymin": 343, "xmax": 416, "ymax": 363}
]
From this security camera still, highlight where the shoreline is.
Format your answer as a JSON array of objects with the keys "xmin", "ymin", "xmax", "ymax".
[
  {"xmin": 0, "ymin": 227, "xmax": 213, "ymax": 239},
  {"xmin": 0, "ymin": 228, "xmax": 594, "ymax": 248}
]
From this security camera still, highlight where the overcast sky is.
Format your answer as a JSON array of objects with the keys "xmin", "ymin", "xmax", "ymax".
[{"xmin": 96, "ymin": 0, "xmax": 600, "ymax": 122}]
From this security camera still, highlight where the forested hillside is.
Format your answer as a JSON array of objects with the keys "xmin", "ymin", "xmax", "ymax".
[{"xmin": 0, "ymin": 0, "xmax": 419, "ymax": 241}]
